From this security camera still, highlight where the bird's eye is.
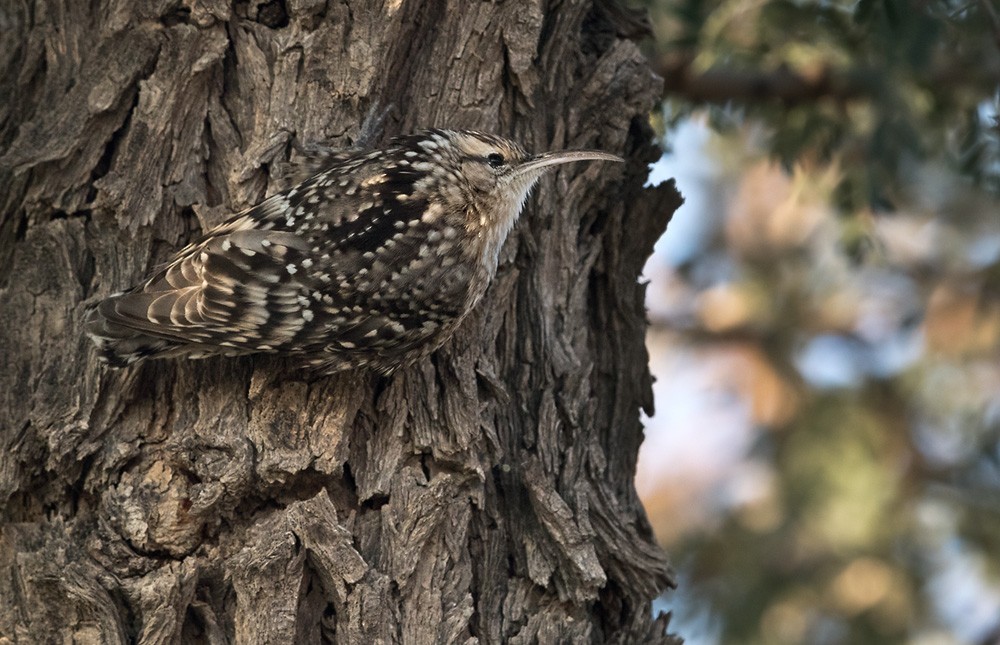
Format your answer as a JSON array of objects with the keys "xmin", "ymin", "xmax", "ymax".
[{"xmin": 487, "ymin": 152, "xmax": 506, "ymax": 168}]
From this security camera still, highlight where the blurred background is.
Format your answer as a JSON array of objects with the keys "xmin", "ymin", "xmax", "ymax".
[{"xmin": 632, "ymin": 1, "xmax": 1000, "ymax": 643}]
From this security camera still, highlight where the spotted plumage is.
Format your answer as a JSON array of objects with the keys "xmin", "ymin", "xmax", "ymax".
[{"xmin": 85, "ymin": 129, "xmax": 622, "ymax": 374}]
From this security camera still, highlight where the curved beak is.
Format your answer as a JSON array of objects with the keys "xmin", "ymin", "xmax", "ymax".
[{"xmin": 513, "ymin": 150, "xmax": 624, "ymax": 178}]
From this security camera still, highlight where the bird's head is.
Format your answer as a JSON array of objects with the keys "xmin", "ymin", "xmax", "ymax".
[{"xmin": 388, "ymin": 130, "xmax": 622, "ymax": 263}]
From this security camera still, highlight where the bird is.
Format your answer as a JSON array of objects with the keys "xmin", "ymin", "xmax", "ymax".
[{"xmin": 84, "ymin": 129, "xmax": 623, "ymax": 374}]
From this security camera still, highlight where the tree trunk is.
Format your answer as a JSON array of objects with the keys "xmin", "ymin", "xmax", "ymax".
[{"xmin": 0, "ymin": 0, "xmax": 681, "ymax": 642}]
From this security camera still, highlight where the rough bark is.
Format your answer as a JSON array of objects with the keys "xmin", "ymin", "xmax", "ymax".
[{"xmin": 0, "ymin": 0, "xmax": 682, "ymax": 642}]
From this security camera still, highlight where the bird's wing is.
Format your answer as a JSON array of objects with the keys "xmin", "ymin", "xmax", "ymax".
[{"xmin": 92, "ymin": 159, "xmax": 446, "ymax": 357}]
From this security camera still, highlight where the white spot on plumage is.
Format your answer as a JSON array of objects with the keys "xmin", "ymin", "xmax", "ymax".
[
  {"xmin": 421, "ymin": 203, "xmax": 443, "ymax": 223},
  {"xmin": 287, "ymin": 264, "xmax": 297, "ymax": 274},
  {"xmin": 243, "ymin": 308, "xmax": 270, "ymax": 326}
]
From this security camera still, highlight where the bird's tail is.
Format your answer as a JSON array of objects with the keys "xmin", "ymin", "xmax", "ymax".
[{"xmin": 83, "ymin": 294, "xmax": 183, "ymax": 367}]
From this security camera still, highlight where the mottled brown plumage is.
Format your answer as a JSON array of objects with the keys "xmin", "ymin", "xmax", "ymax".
[{"xmin": 85, "ymin": 130, "xmax": 622, "ymax": 373}]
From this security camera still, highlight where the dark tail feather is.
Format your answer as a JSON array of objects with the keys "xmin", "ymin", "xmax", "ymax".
[{"xmin": 83, "ymin": 295, "xmax": 181, "ymax": 367}]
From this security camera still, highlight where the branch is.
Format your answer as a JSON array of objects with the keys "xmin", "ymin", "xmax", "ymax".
[
  {"xmin": 658, "ymin": 54, "xmax": 1000, "ymax": 108},
  {"xmin": 658, "ymin": 56, "xmax": 875, "ymax": 105}
]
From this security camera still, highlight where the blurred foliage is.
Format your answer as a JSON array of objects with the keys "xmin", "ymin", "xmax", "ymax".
[
  {"xmin": 645, "ymin": 0, "xmax": 1000, "ymax": 208},
  {"xmin": 634, "ymin": 1, "xmax": 1000, "ymax": 643}
]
